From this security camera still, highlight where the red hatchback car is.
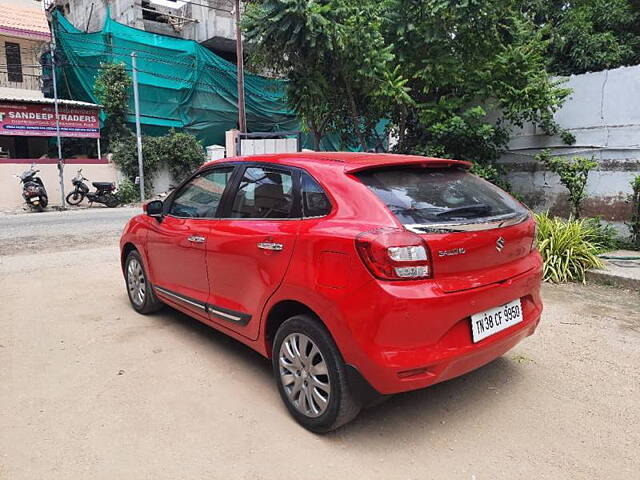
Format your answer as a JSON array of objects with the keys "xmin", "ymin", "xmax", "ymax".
[{"xmin": 120, "ymin": 152, "xmax": 543, "ymax": 432}]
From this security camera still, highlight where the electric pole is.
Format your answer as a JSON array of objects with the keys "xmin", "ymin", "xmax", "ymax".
[
  {"xmin": 234, "ymin": 0, "xmax": 246, "ymax": 132},
  {"xmin": 51, "ymin": 41, "xmax": 65, "ymax": 209},
  {"xmin": 131, "ymin": 52, "xmax": 145, "ymax": 201}
]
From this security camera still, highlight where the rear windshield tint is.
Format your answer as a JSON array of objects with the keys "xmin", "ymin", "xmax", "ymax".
[{"xmin": 355, "ymin": 167, "xmax": 527, "ymax": 225}]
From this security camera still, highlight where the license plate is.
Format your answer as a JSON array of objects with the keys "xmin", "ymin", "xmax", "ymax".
[
  {"xmin": 30, "ymin": 198, "xmax": 40, "ymax": 204},
  {"xmin": 470, "ymin": 298, "xmax": 523, "ymax": 343}
]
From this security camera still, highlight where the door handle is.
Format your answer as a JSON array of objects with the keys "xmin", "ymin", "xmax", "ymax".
[
  {"xmin": 257, "ymin": 241, "xmax": 283, "ymax": 251},
  {"xmin": 187, "ymin": 235, "xmax": 205, "ymax": 244}
]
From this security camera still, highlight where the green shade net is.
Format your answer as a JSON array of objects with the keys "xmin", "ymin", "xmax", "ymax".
[{"xmin": 52, "ymin": 10, "xmax": 300, "ymax": 146}]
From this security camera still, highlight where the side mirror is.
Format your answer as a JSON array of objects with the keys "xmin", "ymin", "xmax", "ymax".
[{"xmin": 145, "ymin": 200, "xmax": 164, "ymax": 218}]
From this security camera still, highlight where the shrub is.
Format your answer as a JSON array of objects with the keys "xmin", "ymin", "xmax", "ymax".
[
  {"xmin": 111, "ymin": 134, "xmax": 160, "ymax": 196},
  {"xmin": 470, "ymin": 162, "xmax": 512, "ymax": 192},
  {"xmin": 160, "ymin": 130, "xmax": 206, "ymax": 183},
  {"xmin": 111, "ymin": 129, "xmax": 205, "ymax": 198},
  {"xmin": 537, "ymin": 150, "xmax": 597, "ymax": 218},
  {"xmin": 117, "ymin": 177, "xmax": 139, "ymax": 204},
  {"xmin": 583, "ymin": 217, "xmax": 621, "ymax": 253},
  {"xmin": 628, "ymin": 174, "xmax": 640, "ymax": 248},
  {"xmin": 534, "ymin": 212, "xmax": 604, "ymax": 283}
]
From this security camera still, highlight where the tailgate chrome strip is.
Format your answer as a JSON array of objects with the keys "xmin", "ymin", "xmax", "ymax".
[{"xmin": 405, "ymin": 213, "xmax": 529, "ymax": 234}]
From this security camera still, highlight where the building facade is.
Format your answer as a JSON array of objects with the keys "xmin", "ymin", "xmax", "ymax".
[
  {"xmin": 0, "ymin": 2, "xmax": 51, "ymax": 99},
  {"xmin": 0, "ymin": 1, "xmax": 52, "ymax": 159},
  {"xmin": 47, "ymin": 0, "xmax": 237, "ymax": 58},
  {"xmin": 0, "ymin": 1, "xmax": 115, "ymax": 210}
]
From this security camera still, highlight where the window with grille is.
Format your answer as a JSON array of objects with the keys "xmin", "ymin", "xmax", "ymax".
[{"xmin": 5, "ymin": 43, "xmax": 23, "ymax": 83}]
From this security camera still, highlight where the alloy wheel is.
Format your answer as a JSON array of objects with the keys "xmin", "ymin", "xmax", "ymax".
[
  {"xmin": 127, "ymin": 258, "xmax": 146, "ymax": 306},
  {"xmin": 279, "ymin": 333, "xmax": 331, "ymax": 418}
]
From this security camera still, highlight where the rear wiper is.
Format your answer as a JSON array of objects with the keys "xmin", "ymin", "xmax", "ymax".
[{"xmin": 435, "ymin": 203, "xmax": 491, "ymax": 217}]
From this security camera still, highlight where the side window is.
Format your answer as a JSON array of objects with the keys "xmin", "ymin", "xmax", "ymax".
[
  {"xmin": 169, "ymin": 167, "xmax": 234, "ymax": 218},
  {"xmin": 301, "ymin": 172, "xmax": 331, "ymax": 217},
  {"xmin": 230, "ymin": 167, "xmax": 294, "ymax": 219}
]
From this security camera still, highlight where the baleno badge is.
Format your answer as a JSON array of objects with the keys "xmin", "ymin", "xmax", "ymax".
[
  {"xmin": 438, "ymin": 248, "xmax": 466, "ymax": 257},
  {"xmin": 496, "ymin": 237, "xmax": 505, "ymax": 252}
]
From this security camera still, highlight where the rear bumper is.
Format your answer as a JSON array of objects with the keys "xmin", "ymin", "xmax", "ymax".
[{"xmin": 342, "ymin": 256, "xmax": 543, "ymax": 395}]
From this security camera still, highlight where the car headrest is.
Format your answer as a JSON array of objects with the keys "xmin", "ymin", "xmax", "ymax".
[{"xmin": 254, "ymin": 183, "xmax": 285, "ymax": 210}]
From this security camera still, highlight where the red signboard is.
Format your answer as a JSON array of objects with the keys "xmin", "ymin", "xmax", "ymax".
[{"xmin": 0, "ymin": 102, "xmax": 100, "ymax": 138}]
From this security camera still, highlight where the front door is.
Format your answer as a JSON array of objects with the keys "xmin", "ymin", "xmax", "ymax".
[
  {"xmin": 205, "ymin": 165, "xmax": 300, "ymax": 340},
  {"xmin": 146, "ymin": 166, "xmax": 235, "ymax": 317}
]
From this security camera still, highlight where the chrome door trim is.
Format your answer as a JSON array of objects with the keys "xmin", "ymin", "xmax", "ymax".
[
  {"xmin": 207, "ymin": 304, "xmax": 251, "ymax": 326},
  {"xmin": 208, "ymin": 307, "xmax": 242, "ymax": 322},
  {"xmin": 154, "ymin": 285, "xmax": 252, "ymax": 326},
  {"xmin": 154, "ymin": 285, "xmax": 207, "ymax": 312}
]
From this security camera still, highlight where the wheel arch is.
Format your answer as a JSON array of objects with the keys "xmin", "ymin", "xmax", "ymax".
[
  {"xmin": 263, "ymin": 300, "xmax": 327, "ymax": 358},
  {"xmin": 121, "ymin": 242, "xmax": 138, "ymax": 273}
]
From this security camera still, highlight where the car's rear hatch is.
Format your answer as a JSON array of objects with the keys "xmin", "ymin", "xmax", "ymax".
[{"xmin": 353, "ymin": 164, "xmax": 536, "ymax": 293}]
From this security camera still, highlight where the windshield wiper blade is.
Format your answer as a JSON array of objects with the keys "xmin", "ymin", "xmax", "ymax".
[{"xmin": 435, "ymin": 203, "xmax": 491, "ymax": 217}]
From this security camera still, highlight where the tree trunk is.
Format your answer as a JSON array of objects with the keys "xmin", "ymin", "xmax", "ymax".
[
  {"xmin": 345, "ymin": 83, "xmax": 368, "ymax": 151},
  {"xmin": 397, "ymin": 106, "xmax": 407, "ymax": 148}
]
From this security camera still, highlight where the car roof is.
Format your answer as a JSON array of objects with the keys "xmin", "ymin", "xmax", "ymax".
[{"xmin": 203, "ymin": 151, "xmax": 472, "ymax": 173}]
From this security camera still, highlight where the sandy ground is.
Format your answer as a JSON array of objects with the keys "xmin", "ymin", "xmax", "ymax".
[{"xmin": 1, "ymin": 226, "xmax": 639, "ymax": 479}]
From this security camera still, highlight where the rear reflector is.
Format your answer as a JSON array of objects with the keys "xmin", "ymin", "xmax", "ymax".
[{"xmin": 397, "ymin": 367, "xmax": 432, "ymax": 379}]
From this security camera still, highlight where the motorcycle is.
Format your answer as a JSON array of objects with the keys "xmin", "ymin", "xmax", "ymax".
[
  {"xmin": 15, "ymin": 164, "xmax": 48, "ymax": 211},
  {"xmin": 66, "ymin": 169, "xmax": 119, "ymax": 207}
]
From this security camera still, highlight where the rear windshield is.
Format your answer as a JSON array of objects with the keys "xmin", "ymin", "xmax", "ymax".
[{"xmin": 355, "ymin": 167, "xmax": 527, "ymax": 225}]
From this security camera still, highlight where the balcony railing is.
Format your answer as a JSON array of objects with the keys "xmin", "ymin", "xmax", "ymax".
[{"xmin": 0, "ymin": 68, "xmax": 43, "ymax": 92}]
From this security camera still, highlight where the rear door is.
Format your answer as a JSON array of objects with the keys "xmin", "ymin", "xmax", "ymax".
[
  {"xmin": 354, "ymin": 166, "xmax": 536, "ymax": 292},
  {"xmin": 205, "ymin": 164, "xmax": 300, "ymax": 339}
]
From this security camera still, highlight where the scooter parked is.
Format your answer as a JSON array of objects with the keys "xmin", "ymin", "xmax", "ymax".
[
  {"xmin": 14, "ymin": 164, "xmax": 48, "ymax": 211},
  {"xmin": 66, "ymin": 169, "xmax": 119, "ymax": 207}
]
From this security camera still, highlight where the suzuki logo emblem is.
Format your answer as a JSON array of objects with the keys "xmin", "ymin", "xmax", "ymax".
[{"xmin": 496, "ymin": 236, "xmax": 505, "ymax": 252}]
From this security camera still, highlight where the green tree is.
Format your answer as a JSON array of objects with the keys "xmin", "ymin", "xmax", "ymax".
[
  {"xmin": 243, "ymin": 0, "xmax": 411, "ymax": 150},
  {"xmin": 94, "ymin": 62, "xmax": 133, "ymax": 150},
  {"xmin": 386, "ymin": 0, "xmax": 572, "ymax": 165},
  {"xmin": 244, "ymin": 0, "xmax": 571, "ymax": 179},
  {"xmin": 532, "ymin": 0, "xmax": 640, "ymax": 75}
]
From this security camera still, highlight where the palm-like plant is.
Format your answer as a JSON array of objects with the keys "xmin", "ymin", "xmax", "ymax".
[{"xmin": 535, "ymin": 213, "xmax": 604, "ymax": 283}]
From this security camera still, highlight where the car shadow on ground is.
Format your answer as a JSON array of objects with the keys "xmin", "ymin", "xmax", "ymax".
[
  {"xmin": 153, "ymin": 305, "xmax": 273, "ymax": 374},
  {"xmin": 153, "ymin": 303, "xmax": 526, "ymax": 439},
  {"xmin": 344, "ymin": 357, "xmax": 524, "ymax": 436}
]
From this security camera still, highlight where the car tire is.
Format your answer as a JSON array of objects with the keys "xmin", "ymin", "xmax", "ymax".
[
  {"xmin": 272, "ymin": 314, "xmax": 361, "ymax": 433},
  {"xmin": 124, "ymin": 250, "xmax": 163, "ymax": 314}
]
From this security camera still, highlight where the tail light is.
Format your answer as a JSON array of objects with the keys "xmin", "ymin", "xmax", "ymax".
[{"xmin": 355, "ymin": 228, "xmax": 432, "ymax": 280}]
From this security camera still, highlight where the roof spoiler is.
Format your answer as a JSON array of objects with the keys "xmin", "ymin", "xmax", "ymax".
[{"xmin": 344, "ymin": 157, "xmax": 472, "ymax": 173}]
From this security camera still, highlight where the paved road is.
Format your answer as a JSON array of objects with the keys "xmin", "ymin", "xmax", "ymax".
[
  {"xmin": 0, "ymin": 207, "xmax": 140, "ymax": 256},
  {"xmin": 1, "ymin": 233, "xmax": 639, "ymax": 479}
]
